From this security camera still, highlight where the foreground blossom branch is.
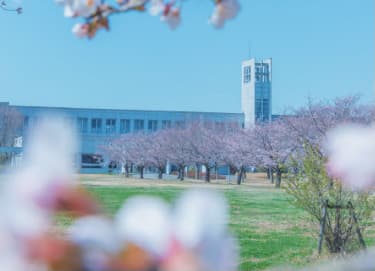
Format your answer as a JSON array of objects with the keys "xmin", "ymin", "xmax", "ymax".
[
  {"xmin": 0, "ymin": 1, "xmax": 22, "ymax": 13},
  {"xmin": 0, "ymin": 116, "xmax": 238, "ymax": 271},
  {"xmin": 55, "ymin": 0, "xmax": 240, "ymax": 38}
]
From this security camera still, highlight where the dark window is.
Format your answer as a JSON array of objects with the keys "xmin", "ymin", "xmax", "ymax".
[
  {"xmin": 91, "ymin": 118, "xmax": 102, "ymax": 133},
  {"xmin": 255, "ymin": 99, "xmax": 270, "ymax": 122},
  {"xmin": 148, "ymin": 120, "xmax": 158, "ymax": 132},
  {"xmin": 134, "ymin": 119, "xmax": 144, "ymax": 132},
  {"xmin": 81, "ymin": 154, "xmax": 104, "ymax": 168}
]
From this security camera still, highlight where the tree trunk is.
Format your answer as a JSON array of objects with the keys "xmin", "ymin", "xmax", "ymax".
[
  {"xmin": 125, "ymin": 164, "xmax": 129, "ymax": 178},
  {"xmin": 268, "ymin": 167, "xmax": 274, "ymax": 184},
  {"xmin": 139, "ymin": 166, "xmax": 144, "ymax": 179},
  {"xmin": 179, "ymin": 166, "xmax": 185, "ymax": 181},
  {"xmin": 205, "ymin": 164, "xmax": 211, "ymax": 183},
  {"xmin": 215, "ymin": 164, "xmax": 218, "ymax": 180},
  {"xmin": 158, "ymin": 167, "xmax": 163, "ymax": 179},
  {"xmin": 237, "ymin": 167, "xmax": 244, "ymax": 185},
  {"xmin": 195, "ymin": 163, "xmax": 200, "ymax": 180},
  {"xmin": 275, "ymin": 168, "xmax": 282, "ymax": 188}
]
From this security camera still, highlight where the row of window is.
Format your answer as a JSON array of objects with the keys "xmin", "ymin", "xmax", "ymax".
[
  {"xmin": 77, "ymin": 118, "xmax": 175, "ymax": 134},
  {"xmin": 24, "ymin": 116, "xmax": 175, "ymax": 134},
  {"xmin": 23, "ymin": 116, "xmax": 243, "ymax": 134}
]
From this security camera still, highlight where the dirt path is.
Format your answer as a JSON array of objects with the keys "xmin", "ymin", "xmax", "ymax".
[{"xmin": 78, "ymin": 173, "xmax": 275, "ymax": 190}]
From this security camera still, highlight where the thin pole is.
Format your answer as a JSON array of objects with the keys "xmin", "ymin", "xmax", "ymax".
[{"xmin": 318, "ymin": 200, "xmax": 328, "ymax": 254}]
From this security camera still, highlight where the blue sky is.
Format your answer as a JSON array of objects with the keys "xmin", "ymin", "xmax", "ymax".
[{"xmin": 0, "ymin": 0, "xmax": 373, "ymax": 113}]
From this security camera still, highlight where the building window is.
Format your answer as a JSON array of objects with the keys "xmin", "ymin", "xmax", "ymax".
[
  {"xmin": 23, "ymin": 116, "xmax": 29, "ymax": 130},
  {"xmin": 120, "ymin": 119, "xmax": 131, "ymax": 134},
  {"xmin": 255, "ymin": 99, "xmax": 270, "ymax": 122},
  {"xmin": 77, "ymin": 118, "xmax": 88, "ymax": 133},
  {"xmin": 91, "ymin": 118, "xmax": 102, "ymax": 133},
  {"xmin": 148, "ymin": 120, "xmax": 158, "ymax": 132},
  {"xmin": 105, "ymin": 119, "xmax": 116, "ymax": 134},
  {"xmin": 134, "ymin": 119, "xmax": 144, "ymax": 132},
  {"xmin": 161, "ymin": 120, "xmax": 172, "ymax": 129},
  {"xmin": 243, "ymin": 66, "xmax": 251, "ymax": 83}
]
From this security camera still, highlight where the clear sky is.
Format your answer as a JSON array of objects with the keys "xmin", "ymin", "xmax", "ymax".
[{"xmin": 0, "ymin": 0, "xmax": 374, "ymax": 114}]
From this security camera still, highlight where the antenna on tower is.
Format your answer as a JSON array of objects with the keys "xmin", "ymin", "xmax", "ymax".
[{"xmin": 248, "ymin": 41, "xmax": 252, "ymax": 60}]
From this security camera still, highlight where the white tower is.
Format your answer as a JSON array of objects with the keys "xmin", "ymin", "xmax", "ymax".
[{"xmin": 241, "ymin": 58, "xmax": 272, "ymax": 128}]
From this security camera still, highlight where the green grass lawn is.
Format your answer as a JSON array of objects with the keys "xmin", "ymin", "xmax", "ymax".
[
  {"xmin": 56, "ymin": 174, "xmax": 375, "ymax": 270},
  {"xmin": 57, "ymin": 176, "xmax": 322, "ymax": 271}
]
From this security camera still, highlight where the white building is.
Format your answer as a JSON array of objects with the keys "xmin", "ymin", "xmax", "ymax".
[
  {"xmin": 241, "ymin": 58, "xmax": 272, "ymax": 128},
  {"xmin": 1, "ymin": 57, "xmax": 273, "ymax": 172}
]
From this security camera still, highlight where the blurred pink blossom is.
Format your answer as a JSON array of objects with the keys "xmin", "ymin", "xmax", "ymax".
[
  {"xmin": 326, "ymin": 124, "xmax": 375, "ymax": 189},
  {"xmin": 72, "ymin": 23, "xmax": 89, "ymax": 38},
  {"xmin": 115, "ymin": 196, "xmax": 172, "ymax": 258},
  {"xmin": 118, "ymin": 0, "xmax": 148, "ymax": 9},
  {"xmin": 56, "ymin": 0, "xmax": 101, "ymax": 17},
  {"xmin": 209, "ymin": 0, "xmax": 240, "ymax": 29},
  {"xmin": 161, "ymin": 7, "xmax": 180, "ymax": 30}
]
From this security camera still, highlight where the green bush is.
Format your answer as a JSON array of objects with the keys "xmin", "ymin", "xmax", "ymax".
[{"xmin": 285, "ymin": 144, "xmax": 375, "ymax": 254}]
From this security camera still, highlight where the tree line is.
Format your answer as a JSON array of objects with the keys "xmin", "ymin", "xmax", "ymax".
[{"xmin": 104, "ymin": 96, "xmax": 374, "ymax": 187}]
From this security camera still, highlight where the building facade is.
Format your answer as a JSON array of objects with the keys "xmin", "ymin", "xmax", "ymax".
[{"xmin": 241, "ymin": 58, "xmax": 272, "ymax": 128}]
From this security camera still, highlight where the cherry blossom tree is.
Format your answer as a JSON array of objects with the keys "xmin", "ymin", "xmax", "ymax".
[
  {"xmin": 222, "ymin": 128, "xmax": 258, "ymax": 185},
  {"xmin": 283, "ymin": 96, "xmax": 374, "ymax": 153},
  {"xmin": 103, "ymin": 135, "xmax": 133, "ymax": 177},
  {"xmin": 164, "ymin": 127, "xmax": 193, "ymax": 181},
  {"xmin": 126, "ymin": 132, "xmax": 153, "ymax": 179},
  {"xmin": 185, "ymin": 122, "xmax": 226, "ymax": 183},
  {"xmin": 253, "ymin": 120, "xmax": 297, "ymax": 188},
  {"xmin": 147, "ymin": 130, "xmax": 169, "ymax": 179}
]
